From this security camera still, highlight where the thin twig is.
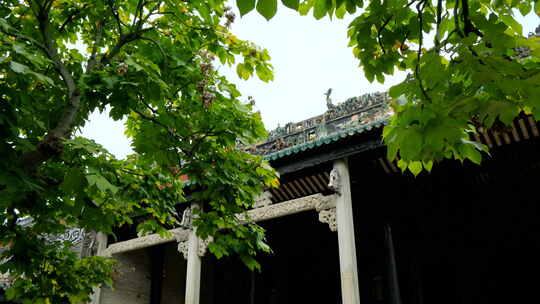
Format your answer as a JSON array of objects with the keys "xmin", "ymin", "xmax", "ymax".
[{"xmin": 377, "ymin": 16, "xmax": 394, "ymax": 54}]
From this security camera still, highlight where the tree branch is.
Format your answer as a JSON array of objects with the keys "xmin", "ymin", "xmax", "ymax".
[
  {"xmin": 58, "ymin": 4, "xmax": 88, "ymax": 32},
  {"xmin": 108, "ymin": 0, "xmax": 125, "ymax": 35},
  {"xmin": 87, "ymin": 19, "xmax": 105, "ymax": 72},
  {"xmin": 377, "ymin": 16, "xmax": 394, "ymax": 54},
  {"xmin": 0, "ymin": 28, "xmax": 48, "ymax": 54},
  {"xmin": 100, "ymin": 27, "xmax": 155, "ymax": 66},
  {"xmin": 435, "ymin": 0, "xmax": 442, "ymax": 49},
  {"xmin": 415, "ymin": 0, "xmax": 432, "ymax": 103},
  {"xmin": 461, "ymin": 0, "xmax": 483, "ymax": 37}
]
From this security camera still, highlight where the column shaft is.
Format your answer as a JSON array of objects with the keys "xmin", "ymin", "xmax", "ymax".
[
  {"xmin": 184, "ymin": 205, "xmax": 202, "ymax": 304},
  {"xmin": 334, "ymin": 158, "xmax": 361, "ymax": 304}
]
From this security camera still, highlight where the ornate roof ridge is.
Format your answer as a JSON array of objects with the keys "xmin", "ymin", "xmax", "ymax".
[{"xmin": 248, "ymin": 91, "xmax": 393, "ymax": 157}]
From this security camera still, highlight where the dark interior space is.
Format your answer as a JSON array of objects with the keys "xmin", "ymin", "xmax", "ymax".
[
  {"xmin": 206, "ymin": 211, "xmax": 340, "ymax": 304},
  {"xmin": 350, "ymin": 139, "xmax": 540, "ymax": 304}
]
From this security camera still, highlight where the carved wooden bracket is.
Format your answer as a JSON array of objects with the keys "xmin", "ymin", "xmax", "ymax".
[
  {"xmin": 177, "ymin": 240, "xmax": 189, "ymax": 259},
  {"xmin": 314, "ymin": 194, "xmax": 337, "ymax": 232},
  {"xmin": 177, "ymin": 236, "xmax": 213, "ymax": 260},
  {"xmin": 318, "ymin": 208, "xmax": 337, "ymax": 232}
]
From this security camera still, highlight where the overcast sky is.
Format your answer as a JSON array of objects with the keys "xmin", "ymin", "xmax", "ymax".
[{"xmin": 80, "ymin": 4, "xmax": 539, "ymax": 159}]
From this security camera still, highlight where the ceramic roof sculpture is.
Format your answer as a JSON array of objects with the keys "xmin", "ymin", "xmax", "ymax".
[{"xmin": 247, "ymin": 91, "xmax": 393, "ymax": 160}]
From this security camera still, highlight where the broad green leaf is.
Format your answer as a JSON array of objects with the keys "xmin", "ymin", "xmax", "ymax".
[
  {"xmin": 237, "ymin": 0, "xmax": 256, "ymax": 16},
  {"xmin": 256, "ymin": 0, "xmax": 278, "ymax": 20},
  {"xmin": 314, "ymin": 0, "xmax": 329, "ymax": 19},
  {"xmin": 422, "ymin": 160, "xmax": 433, "ymax": 172},
  {"xmin": 86, "ymin": 173, "xmax": 118, "ymax": 194},
  {"xmin": 397, "ymin": 159, "xmax": 408, "ymax": 172},
  {"xmin": 9, "ymin": 61, "xmax": 54, "ymax": 85},
  {"xmin": 408, "ymin": 161, "xmax": 422, "ymax": 176},
  {"xmin": 518, "ymin": 1, "xmax": 532, "ymax": 15},
  {"xmin": 282, "ymin": 0, "xmax": 300, "ymax": 10}
]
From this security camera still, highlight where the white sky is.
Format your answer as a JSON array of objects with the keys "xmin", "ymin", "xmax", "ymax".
[{"xmin": 80, "ymin": 4, "xmax": 540, "ymax": 159}]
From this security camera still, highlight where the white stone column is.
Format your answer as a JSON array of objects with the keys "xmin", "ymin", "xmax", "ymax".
[
  {"xmin": 334, "ymin": 158, "xmax": 361, "ymax": 304},
  {"xmin": 91, "ymin": 232, "xmax": 108, "ymax": 304},
  {"xmin": 184, "ymin": 204, "xmax": 202, "ymax": 304}
]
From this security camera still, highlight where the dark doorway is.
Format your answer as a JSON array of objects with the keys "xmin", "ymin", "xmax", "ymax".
[
  {"xmin": 205, "ymin": 211, "xmax": 341, "ymax": 304},
  {"xmin": 351, "ymin": 141, "xmax": 540, "ymax": 304}
]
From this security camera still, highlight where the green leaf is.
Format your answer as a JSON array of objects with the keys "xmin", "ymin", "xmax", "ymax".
[
  {"xmin": 422, "ymin": 160, "xmax": 433, "ymax": 172},
  {"xmin": 9, "ymin": 61, "xmax": 54, "ymax": 85},
  {"xmin": 408, "ymin": 161, "xmax": 422, "ymax": 176},
  {"xmin": 86, "ymin": 173, "xmax": 118, "ymax": 194},
  {"xmin": 255, "ymin": 64, "xmax": 274, "ymax": 82},
  {"xmin": 236, "ymin": 63, "xmax": 252, "ymax": 80},
  {"xmin": 60, "ymin": 168, "xmax": 86, "ymax": 195},
  {"xmin": 10, "ymin": 61, "xmax": 29, "ymax": 74},
  {"xmin": 282, "ymin": 0, "xmax": 300, "ymax": 10},
  {"xmin": 256, "ymin": 0, "xmax": 278, "ymax": 20},
  {"xmin": 237, "ymin": 0, "xmax": 256, "ymax": 16},
  {"xmin": 397, "ymin": 159, "xmax": 408, "ymax": 172},
  {"xmin": 518, "ymin": 1, "xmax": 532, "ymax": 15},
  {"xmin": 313, "ymin": 0, "xmax": 329, "ymax": 19}
]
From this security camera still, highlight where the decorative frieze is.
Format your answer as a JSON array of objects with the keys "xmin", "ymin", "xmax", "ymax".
[
  {"xmin": 101, "ymin": 228, "xmax": 190, "ymax": 257},
  {"xmin": 241, "ymin": 193, "xmax": 337, "ymax": 223},
  {"xmin": 44, "ymin": 227, "xmax": 85, "ymax": 247},
  {"xmin": 102, "ymin": 194, "xmax": 338, "ymax": 256}
]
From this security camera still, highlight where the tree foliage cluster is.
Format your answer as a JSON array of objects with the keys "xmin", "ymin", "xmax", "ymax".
[
  {"xmin": 0, "ymin": 0, "xmax": 278, "ymax": 303},
  {"xmin": 240, "ymin": 0, "xmax": 540, "ymax": 175},
  {"xmin": 2, "ymin": 0, "xmax": 539, "ymax": 302}
]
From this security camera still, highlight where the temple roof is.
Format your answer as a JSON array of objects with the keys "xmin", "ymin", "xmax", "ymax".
[{"xmin": 248, "ymin": 92, "xmax": 393, "ymax": 160}]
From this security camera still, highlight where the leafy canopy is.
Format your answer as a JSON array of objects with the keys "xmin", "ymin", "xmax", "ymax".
[
  {"xmin": 0, "ymin": 0, "xmax": 278, "ymax": 302},
  {"xmin": 240, "ymin": 0, "xmax": 540, "ymax": 175}
]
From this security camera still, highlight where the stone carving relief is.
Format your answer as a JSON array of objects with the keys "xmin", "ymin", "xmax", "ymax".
[
  {"xmin": 318, "ymin": 208, "xmax": 337, "ymax": 232},
  {"xmin": 101, "ymin": 195, "xmax": 340, "ymax": 256},
  {"xmin": 80, "ymin": 230, "xmax": 99, "ymax": 258},
  {"xmin": 177, "ymin": 241, "xmax": 189, "ymax": 259},
  {"xmin": 313, "ymin": 193, "xmax": 337, "ymax": 232},
  {"xmin": 44, "ymin": 227, "xmax": 85, "ymax": 247},
  {"xmin": 177, "ymin": 236, "xmax": 213, "ymax": 260},
  {"xmin": 180, "ymin": 206, "xmax": 193, "ymax": 228},
  {"xmin": 328, "ymin": 168, "xmax": 341, "ymax": 195},
  {"xmin": 240, "ymin": 193, "xmax": 337, "ymax": 224},
  {"xmin": 102, "ymin": 228, "xmax": 189, "ymax": 257},
  {"xmin": 198, "ymin": 237, "xmax": 212, "ymax": 257}
]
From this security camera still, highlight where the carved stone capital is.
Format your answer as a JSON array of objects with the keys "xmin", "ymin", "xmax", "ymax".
[{"xmin": 318, "ymin": 208, "xmax": 337, "ymax": 232}]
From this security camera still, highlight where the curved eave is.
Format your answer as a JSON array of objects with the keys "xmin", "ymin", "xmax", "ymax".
[{"xmin": 263, "ymin": 118, "xmax": 389, "ymax": 161}]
